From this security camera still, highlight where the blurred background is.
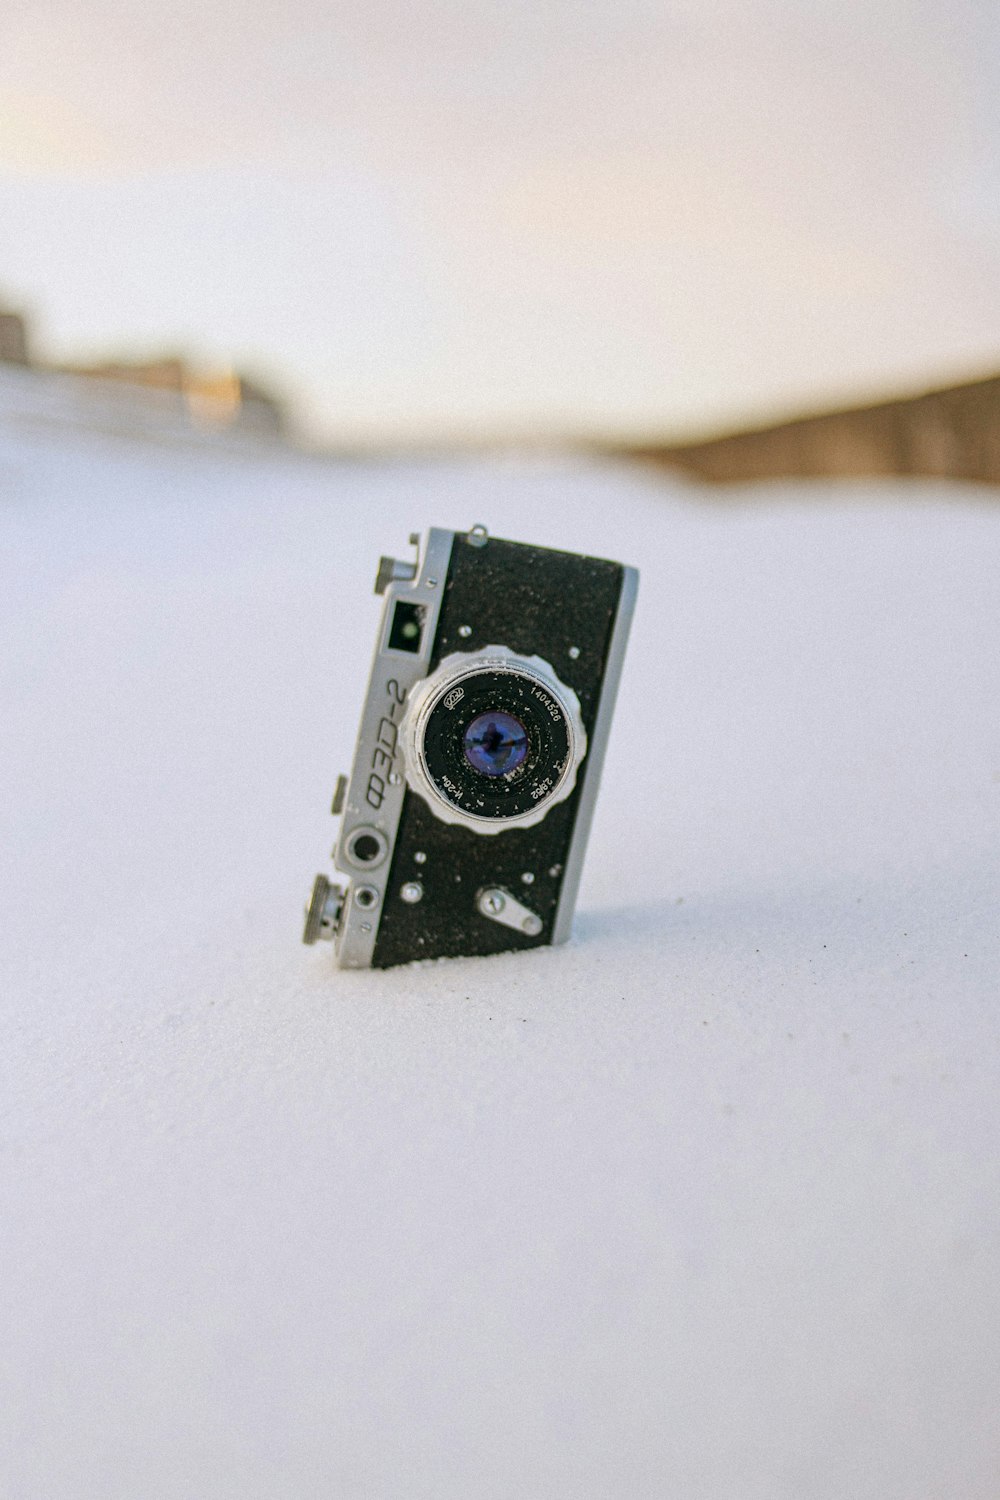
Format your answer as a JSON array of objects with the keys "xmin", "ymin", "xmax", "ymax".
[
  {"xmin": 1, "ymin": 0, "xmax": 999, "ymax": 462},
  {"xmin": 5, "ymin": 11, "xmax": 1000, "ymax": 1497}
]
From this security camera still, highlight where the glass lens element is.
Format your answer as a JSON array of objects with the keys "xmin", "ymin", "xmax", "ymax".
[{"xmin": 462, "ymin": 710, "xmax": 529, "ymax": 777}]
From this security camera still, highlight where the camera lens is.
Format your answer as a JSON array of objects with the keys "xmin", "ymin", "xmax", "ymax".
[
  {"xmin": 419, "ymin": 666, "xmax": 566, "ymax": 823},
  {"xmin": 462, "ymin": 710, "xmax": 528, "ymax": 777},
  {"xmin": 398, "ymin": 647, "xmax": 587, "ymax": 834}
]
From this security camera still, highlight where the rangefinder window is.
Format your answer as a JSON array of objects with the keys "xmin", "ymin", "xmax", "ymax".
[{"xmin": 387, "ymin": 600, "xmax": 425, "ymax": 653}]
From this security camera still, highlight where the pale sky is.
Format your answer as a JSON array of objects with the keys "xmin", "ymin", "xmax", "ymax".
[{"xmin": 1, "ymin": 1, "xmax": 998, "ymax": 443}]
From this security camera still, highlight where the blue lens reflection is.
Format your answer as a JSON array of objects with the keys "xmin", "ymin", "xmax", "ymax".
[{"xmin": 463, "ymin": 710, "xmax": 529, "ymax": 777}]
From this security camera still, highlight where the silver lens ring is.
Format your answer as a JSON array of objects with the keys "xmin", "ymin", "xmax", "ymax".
[{"xmin": 398, "ymin": 646, "xmax": 587, "ymax": 834}]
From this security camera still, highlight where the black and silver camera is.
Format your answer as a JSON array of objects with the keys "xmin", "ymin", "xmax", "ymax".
[{"xmin": 303, "ymin": 526, "xmax": 638, "ymax": 968}]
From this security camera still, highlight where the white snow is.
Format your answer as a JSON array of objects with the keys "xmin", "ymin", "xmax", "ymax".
[{"xmin": 2, "ymin": 384, "xmax": 999, "ymax": 1499}]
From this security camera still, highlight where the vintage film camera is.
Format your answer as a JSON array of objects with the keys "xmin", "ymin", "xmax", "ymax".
[{"xmin": 303, "ymin": 526, "xmax": 638, "ymax": 968}]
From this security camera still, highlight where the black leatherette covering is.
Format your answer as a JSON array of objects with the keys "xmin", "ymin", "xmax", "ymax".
[{"xmin": 372, "ymin": 533, "xmax": 624, "ymax": 967}]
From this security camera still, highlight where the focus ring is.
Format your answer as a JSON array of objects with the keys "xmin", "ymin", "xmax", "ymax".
[{"xmin": 398, "ymin": 646, "xmax": 587, "ymax": 834}]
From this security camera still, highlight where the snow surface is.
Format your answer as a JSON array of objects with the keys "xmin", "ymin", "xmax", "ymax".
[{"xmin": 2, "ymin": 395, "xmax": 999, "ymax": 1499}]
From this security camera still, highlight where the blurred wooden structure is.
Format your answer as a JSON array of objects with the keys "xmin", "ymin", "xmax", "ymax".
[
  {"xmin": 1, "ymin": 304, "xmax": 285, "ymax": 439},
  {"xmin": 0, "ymin": 308, "xmax": 30, "ymax": 366},
  {"xmin": 66, "ymin": 357, "xmax": 286, "ymax": 437},
  {"xmin": 625, "ymin": 373, "xmax": 1000, "ymax": 486}
]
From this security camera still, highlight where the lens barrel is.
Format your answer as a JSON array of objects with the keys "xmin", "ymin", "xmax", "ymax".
[{"xmin": 398, "ymin": 647, "xmax": 587, "ymax": 834}]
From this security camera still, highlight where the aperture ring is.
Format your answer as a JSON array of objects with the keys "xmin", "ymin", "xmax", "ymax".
[{"xmin": 398, "ymin": 647, "xmax": 587, "ymax": 834}]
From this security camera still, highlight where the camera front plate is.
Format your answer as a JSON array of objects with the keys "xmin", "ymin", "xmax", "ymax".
[{"xmin": 309, "ymin": 527, "xmax": 637, "ymax": 969}]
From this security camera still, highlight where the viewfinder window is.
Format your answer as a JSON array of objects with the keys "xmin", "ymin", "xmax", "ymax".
[{"xmin": 388, "ymin": 601, "xmax": 425, "ymax": 653}]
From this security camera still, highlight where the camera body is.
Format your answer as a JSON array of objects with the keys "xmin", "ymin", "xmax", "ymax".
[{"xmin": 303, "ymin": 526, "xmax": 638, "ymax": 968}]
